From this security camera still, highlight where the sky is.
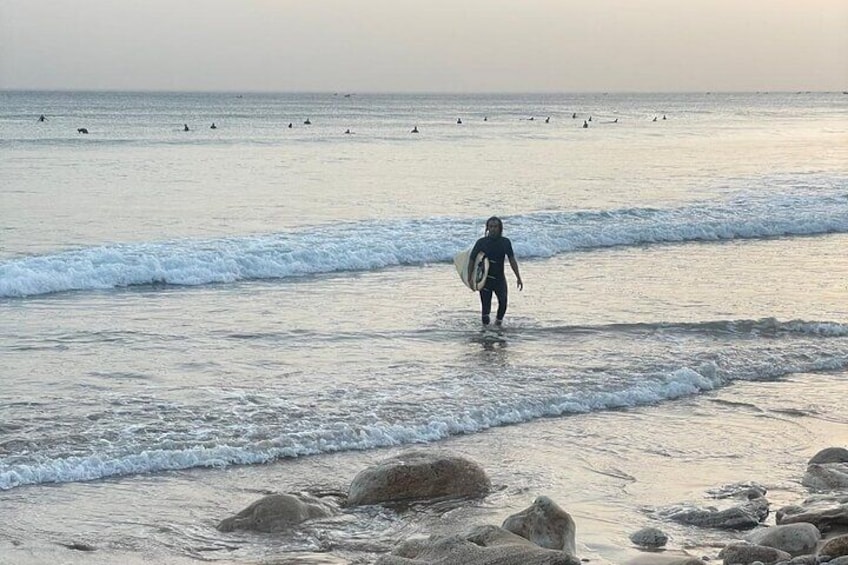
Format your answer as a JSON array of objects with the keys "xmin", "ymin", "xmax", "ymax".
[{"xmin": 1, "ymin": 0, "xmax": 846, "ymax": 93}]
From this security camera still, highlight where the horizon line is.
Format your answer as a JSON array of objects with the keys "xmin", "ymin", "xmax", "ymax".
[{"xmin": 2, "ymin": 88, "xmax": 845, "ymax": 96}]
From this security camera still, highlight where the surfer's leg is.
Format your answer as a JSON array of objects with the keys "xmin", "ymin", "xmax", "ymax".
[
  {"xmin": 494, "ymin": 279, "xmax": 508, "ymax": 323},
  {"xmin": 479, "ymin": 289, "xmax": 493, "ymax": 325}
]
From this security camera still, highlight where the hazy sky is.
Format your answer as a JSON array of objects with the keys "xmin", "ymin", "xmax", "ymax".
[{"xmin": 1, "ymin": 0, "xmax": 846, "ymax": 92}]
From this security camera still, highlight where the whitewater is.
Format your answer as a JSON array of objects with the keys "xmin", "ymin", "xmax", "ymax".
[{"xmin": 4, "ymin": 181, "xmax": 847, "ymax": 298}]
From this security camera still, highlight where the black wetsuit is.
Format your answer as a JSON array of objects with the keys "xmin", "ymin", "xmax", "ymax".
[{"xmin": 469, "ymin": 235, "xmax": 514, "ymax": 324}]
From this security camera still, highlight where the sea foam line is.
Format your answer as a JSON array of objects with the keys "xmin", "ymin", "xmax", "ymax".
[
  {"xmin": 3, "ymin": 343, "xmax": 848, "ymax": 491},
  {"xmin": 2, "ymin": 189, "xmax": 848, "ymax": 298}
]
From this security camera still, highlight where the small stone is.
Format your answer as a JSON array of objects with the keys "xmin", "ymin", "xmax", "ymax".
[{"xmin": 630, "ymin": 526, "xmax": 669, "ymax": 548}]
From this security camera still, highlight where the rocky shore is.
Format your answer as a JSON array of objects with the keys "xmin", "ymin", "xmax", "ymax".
[{"xmin": 212, "ymin": 447, "xmax": 848, "ymax": 564}]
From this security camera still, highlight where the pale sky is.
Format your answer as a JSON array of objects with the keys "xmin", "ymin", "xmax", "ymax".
[{"xmin": 1, "ymin": 0, "xmax": 846, "ymax": 92}]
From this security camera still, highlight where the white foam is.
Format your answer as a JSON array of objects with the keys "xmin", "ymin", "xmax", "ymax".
[
  {"xmin": 3, "ymin": 343, "xmax": 847, "ymax": 492},
  {"xmin": 3, "ymin": 188, "xmax": 848, "ymax": 298},
  {"xmin": 0, "ymin": 361, "xmax": 730, "ymax": 491}
]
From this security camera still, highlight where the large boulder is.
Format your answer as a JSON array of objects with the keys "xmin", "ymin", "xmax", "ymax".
[
  {"xmin": 744, "ymin": 522, "xmax": 820, "ymax": 556},
  {"xmin": 717, "ymin": 541, "xmax": 791, "ymax": 564},
  {"xmin": 809, "ymin": 447, "xmax": 848, "ymax": 465},
  {"xmin": 821, "ymin": 534, "xmax": 848, "ymax": 558},
  {"xmin": 375, "ymin": 532, "xmax": 580, "ymax": 565},
  {"xmin": 347, "ymin": 451, "xmax": 491, "ymax": 506},
  {"xmin": 217, "ymin": 492, "xmax": 338, "ymax": 532},
  {"xmin": 502, "ymin": 496, "xmax": 577, "ymax": 555}
]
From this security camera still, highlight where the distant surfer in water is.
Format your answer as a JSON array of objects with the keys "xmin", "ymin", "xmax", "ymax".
[{"xmin": 468, "ymin": 216, "xmax": 523, "ymax": 327}]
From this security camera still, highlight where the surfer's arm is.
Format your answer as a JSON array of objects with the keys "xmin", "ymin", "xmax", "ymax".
[{"xmin": 508, "ymin": 255, "xmax": 523, "ymax": 291}]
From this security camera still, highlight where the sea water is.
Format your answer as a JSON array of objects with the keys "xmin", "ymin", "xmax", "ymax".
[{"xmin": 1, "ymin": 91, "xmax": 847, "ymax": 563}]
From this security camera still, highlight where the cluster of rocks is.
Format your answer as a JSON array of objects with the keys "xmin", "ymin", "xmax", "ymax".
[{"xmin": 217, "ymin": 447, "xmax": 848, "ymax": 565}]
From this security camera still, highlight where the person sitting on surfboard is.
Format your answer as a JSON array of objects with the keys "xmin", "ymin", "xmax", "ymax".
[{"xmin": 468, "ymin": 216, "xmax": 523, "ymax": 326}]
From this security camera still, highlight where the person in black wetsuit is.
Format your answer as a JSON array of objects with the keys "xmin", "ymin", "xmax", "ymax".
[{"xmin": 467, "ymin": 216, "xmax": 523, "ymax": 326}]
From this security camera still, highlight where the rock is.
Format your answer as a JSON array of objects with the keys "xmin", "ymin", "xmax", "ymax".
[
  {"xmin": 718, "ymin": 541, "xmax": 791, "ymax": 564},
  {"xmin": 744, "ymin": 523, "xmax": 820, "ymax": 556},
  {"xmin": 803, "ymin": 463, "xmax": 848, "ymax": 490},
  {"xmin": 502, "ymin": 496, "xmax": 577, "ymax": 555},
  {"xmin": 776, "ymin": 500, "xmax": 848, "ymax": 530},
  {"xmin": 463, "ymin": 525, "xmax": 539, "ymax": 548},
  {"xmin": 630, "ymin": 526, "xmax": 669, "ymax": 548},
  {"xmin": 348, "ymin": 451, "xmax": 491, "ymax": 506},
  {"xmin": 827, "ymin": 557, "xmax": 848, "ymax": 565},
  {"xmin": 663, "ymin": 495, "xmax": 769, "ymax": 530},
  {"xmin": 821, "ymin": 534, "xmax": 848, "ymax": 558},
  {"xmin": 61, "ymin": 541, "xmax": 96, "ymax": 551},
  {"xmin": 375, "ymin": 533, "xmax": 580, "ymax": 565},
  {"xmin": 809, "ymin": 447, "xmax": 848, "ymax": 465},
  {"xmin": 623, "ymin": 554, "xmax": 706, "ymax": 565},
  {"xmin": 708, "ymin": 482, "xmax": 768, "ymax": 500},
  {"xmin": 782, "ymin": 556, "xmax": 819, "ymax": 565},
  {"xmin": 217, "ymin": 492, "xmax": 338, "ymax": 532}
]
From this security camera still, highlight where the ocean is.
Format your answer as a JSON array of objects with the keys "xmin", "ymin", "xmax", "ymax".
[{"xmin": 1, "ymin": 90, "xmax": 847, "ymax": 564}]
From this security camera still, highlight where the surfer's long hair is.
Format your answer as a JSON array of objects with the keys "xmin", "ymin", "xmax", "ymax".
[{"xmin": 485, "ymin": 216, "xmax": 503, "ymax": 237}]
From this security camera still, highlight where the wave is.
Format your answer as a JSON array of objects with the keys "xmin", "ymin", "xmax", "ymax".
[
  {"xmin": 2, "ymin": 316, "xmax": 847, "ymax": 490},
  {"xmin": 3, "ymin": 189, "xmax": 848, "ymax": 298},
  {"xmin": 2, "ymin": 348, "xmax": 846, "ymax": 491},
  {"xmin": 0, "ymin": 364, "xmax": 736, "ymax": 491}
]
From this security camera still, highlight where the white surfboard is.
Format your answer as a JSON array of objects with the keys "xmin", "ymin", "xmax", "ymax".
[{"xmin": 454, "ymin": 248, "xmax": 489, "ymax": 291}]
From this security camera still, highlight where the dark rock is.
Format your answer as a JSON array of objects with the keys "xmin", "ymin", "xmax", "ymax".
[
  {"xmin": 803, "ymin": 463, "xmax": 848, "ymax": 490},
  {"xmin": 630, "ymin": 526, "xmax": 670, "ymax": 548},
  {"xmin": 61, "ymin": 541, "xmax": 96, "ymax": 551},
  {"xmin": 624, "ymin": 554, "xmax": 706, "ymax": 565},
  {"xmin": 809, "ymin": 448, "xmax": 848, "ymax": 465},
  {"xmin": 776, "ymin": 500, "xmax": 848, "ymax": 530},
  {"xmin": 663, "ymin": 495, "xmax": 769, "ymax": 530}
]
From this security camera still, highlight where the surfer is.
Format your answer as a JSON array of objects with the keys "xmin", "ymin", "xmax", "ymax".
[{"xmin": 468, "ymin": 216, "xmax": 523, "ymax": 326}]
